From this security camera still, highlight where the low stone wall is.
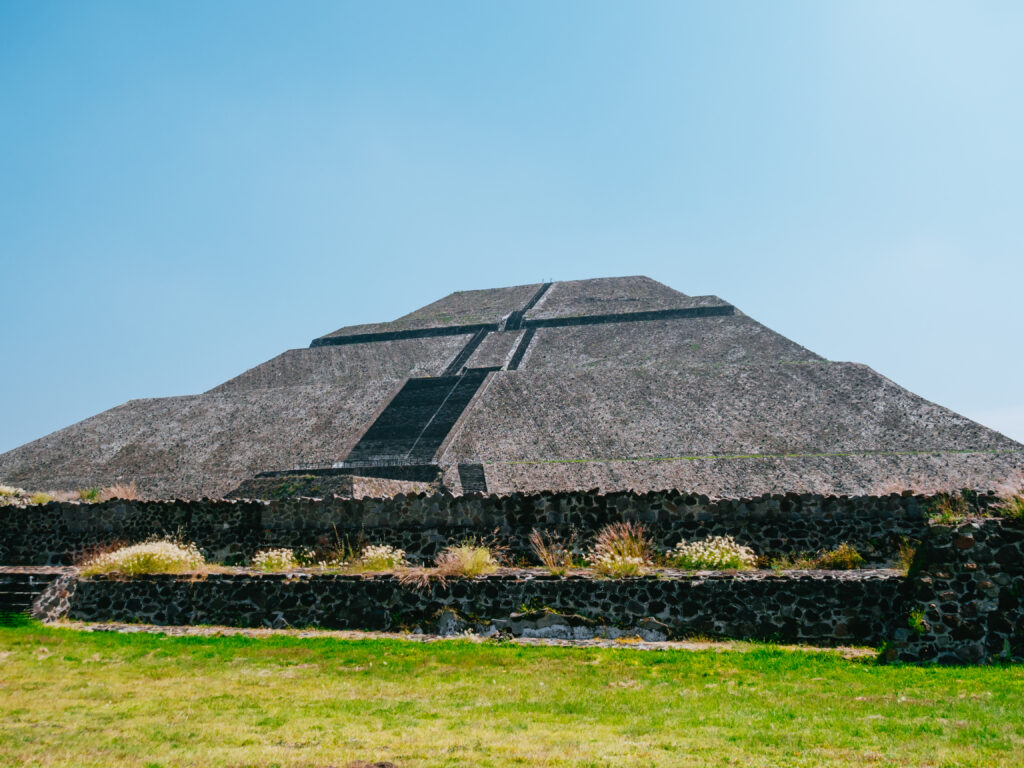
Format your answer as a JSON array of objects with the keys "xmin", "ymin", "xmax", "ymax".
[
  {"xmin": 1, "ymin": 489, "xmax": 986, "ymax": 567},
  {"xmin": 10, "ymin": 517, "xmax": 1023, "ymax": 663},
  {"xmin": 58, "ymin": 569, "xmax": 903, "ymax": 647}
]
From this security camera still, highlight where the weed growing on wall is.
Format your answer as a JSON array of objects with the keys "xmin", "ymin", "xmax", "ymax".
[
  {"xmin": 908, "ymin": 608, "xmax": 928, "ymax": 635},
  {"xmin": 896, "ymin": 538, "xmax": 920, "ymax": 576},
  {"xmin": 80, "ymin": 539, "xmax": 205, "ymax": 577},
  {"xmin": 770, "ymin": 543, "xmax": 865, "ymax": 571},
  {"xmin": 813, "ymin": 543, "xmax": 865, "ymax": 569},
  {"xmin": 928, "ymin": 491, "xmax": 971, "ymax": 524},
  {"xmin": 668, "ymin": 535, "xmax": 756, "ymax": 571}
]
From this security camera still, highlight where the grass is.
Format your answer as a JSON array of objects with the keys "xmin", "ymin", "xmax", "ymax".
[
  {"xmin": 928, "ymin": 491, "xmax": 972, "ymax": 524},
  {"xmin": 770, "ymin": 544, "xmax": 867, "ymax": 571},
  {"xmin": 1, "ymin": 620, "xmax": 1022, "ymax": 767}
]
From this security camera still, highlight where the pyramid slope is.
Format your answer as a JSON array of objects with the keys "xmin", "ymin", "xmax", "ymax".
[
  {"xmin": 209, "ymin": 334, "xmax": 470, "ymax": 394},
  {"xmin": 526, "ymin": 276, "xmax": 693, "ymax": 321},
  {"xmin": 2, "ymin": 275, "xmax": 1021, "ymax": 499},
  {"xmin": 317, "ymin": 282, "xmax": 544, "ymax": 340},
  {"xmin": 0, "ymin": 380, "xmax": 402, "ymax": 498},
  {"xmin": 440, "ymin": 363, "xmax": 1018, "ymax": 463},
  {"xmin": 519, "ymin": 315, "xmax": 821, "ymax": 370}
]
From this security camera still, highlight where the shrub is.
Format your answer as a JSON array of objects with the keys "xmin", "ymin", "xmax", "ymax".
[
  {"xmin": 80, "ymin": 539, "xmax": 205, "ymax": 576},
  {"xmin": 813, "ymin": 543, "xmax": 864, "ymax": 570},
  {"xmin": 251, "ymin": 548, "xmax": 298, "ymax": 572},
  {"xmin": 668, "ymin": 535, "xmax": 756, "ymax": 571},
  {"xmin": 434, "ymin": 544, "xmax": 499, "ymax": 577},
  {"xmin": 355, "ymin": 544, "xmax": 407, "ymax": 571},
  {"xmin": 77, "ymin": 487, "xmax": 101, "ymax": 502},
  {"xmin": 995, "ymin": 492, "xmax": 1024, "ymax": 522},
  {"xmin": 29, "ymin": 492, "xmax": 54, "ymax": 505},
  {"xmin": 588, "ymin": 522, "xmax": 652, "ymax": 577},
  {"xmin": 0, "ymin": 484, "xmax": 27, "ymax": 506},
  {"xmin": 101, "ymin": 482, "xmax": 139, "ymax": 501},
  {"xmin": 529, "ymin": 529, "xmax": 573, "ymax": 576}
]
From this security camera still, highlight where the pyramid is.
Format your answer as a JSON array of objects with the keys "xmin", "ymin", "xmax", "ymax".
[{"xmin": 2, "ymin": 276, "xmax": 1021, "ymax": 498}]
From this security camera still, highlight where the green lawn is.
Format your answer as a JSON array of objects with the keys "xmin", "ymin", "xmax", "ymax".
[{"xmin": 1, "ymin": 621, "xmax": 1022, "ymax": 767}]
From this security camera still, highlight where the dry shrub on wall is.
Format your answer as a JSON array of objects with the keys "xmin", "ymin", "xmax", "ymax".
[
  {"xmin": 100, "ymin": 482, "xmax": 139, "ymax": 501},
  {"xmin": 529, "ymin": 529, "xmax": 573, "ymax": 576}
]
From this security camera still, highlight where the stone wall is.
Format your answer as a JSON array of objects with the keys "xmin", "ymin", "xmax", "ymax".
[
  {"xmin": 59, "ymin": 569, "xmax": 903, "ymax": 647},
  {"xmin": 0, "ymin": 489, "xmax": 980, "ymax": 567},
  {"xmin": 889, "ymin": 518, "xmax": 1024, "ymax": 664}
]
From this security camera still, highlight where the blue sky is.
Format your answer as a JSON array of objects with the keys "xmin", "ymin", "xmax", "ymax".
[{"xmin": 1, "ymin": 1, "xmax": 1022, "ymax": 454}]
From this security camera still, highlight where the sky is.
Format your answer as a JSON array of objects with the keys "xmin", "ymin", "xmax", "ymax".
[{"xmin": 1, "ymin": 1, "xmax": 1022, "ymax": 454}]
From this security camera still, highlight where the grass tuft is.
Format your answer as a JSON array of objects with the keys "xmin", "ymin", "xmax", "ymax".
[
  {"xmin": 434, "ymin": 543, "xmax": 500, "ymax": 577},
  {"xmin": 588, "ymin": 522, "xmax": 652, "ymax": 577}
]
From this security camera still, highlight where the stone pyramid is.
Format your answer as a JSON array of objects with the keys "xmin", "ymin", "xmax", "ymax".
[{"xmin": 2, "ymin": 276, "xmax": 1021, "ymax": 498}]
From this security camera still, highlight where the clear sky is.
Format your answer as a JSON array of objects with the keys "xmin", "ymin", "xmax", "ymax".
[{"xmin": 1, "ymin": 1, "xmax": 1022, "ymax": 455}]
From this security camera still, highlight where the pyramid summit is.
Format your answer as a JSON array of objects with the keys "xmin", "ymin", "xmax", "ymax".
[{"xmin": 2, "ymin": 276, "xmax": 1021, "ymax": 499}]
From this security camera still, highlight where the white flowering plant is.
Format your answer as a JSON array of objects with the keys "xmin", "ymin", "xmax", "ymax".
[
  {"xmin": 80, "ymin": 539, "xmax": 205, "ymax": 577},
  {"xmin": 668, "ymin": 535, "xmax": 757, "ymax": 571},
  {"xmin": 251, "ymin": 548, "xmax": 299, "ymax": 572},
  {"xmin": 356, "ymin": 544, "xmax": 408, "ymax": 571}
]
